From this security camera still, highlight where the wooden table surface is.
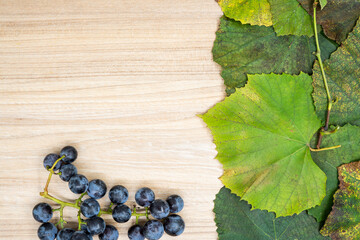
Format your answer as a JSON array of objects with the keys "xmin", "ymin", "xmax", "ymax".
[{"xmin": 0, "ymin": 1, "xmax": 224, "ymax": 239}]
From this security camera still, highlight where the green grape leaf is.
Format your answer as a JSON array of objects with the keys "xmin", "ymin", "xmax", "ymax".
[
  {"xmin": 268, "ymin": 0, "xmax": 315, "ymax": 37},
  {"xmin": 320, "ymin": 161, "xmax": 360, "ymax": 239},
  {"xmin": 215, "ymin": 187, "xmax": 331, "ymax": 240},
  {"xmin": 313, "ymin": 18, "xmax": 360, "ymax": 126},
  {"xmin": 217, "ymin": 0, "xmax": 272, "ymax": 26},
  {"xmin": 319, "ymin": 0, "xmax": 327, "ymax": 9},
  {"xmin": 213, "ymin": 17, "xmax": 337, "ymax": 95},
  {"xmin": 297, "ymin": 0, "xmax": 360, "ymax": 43},
  {"xmin": 200, "ymin": 73, "xmax": 325, "ymax": 216},
  {"xmin": 308, "ymin": 125, "xmax": 360, "ymax": 222}
]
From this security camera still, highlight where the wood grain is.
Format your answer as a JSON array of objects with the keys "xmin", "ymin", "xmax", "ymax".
[{"xmin": 0, "ymin": 0, "xmax": 224, "ymax": 239}]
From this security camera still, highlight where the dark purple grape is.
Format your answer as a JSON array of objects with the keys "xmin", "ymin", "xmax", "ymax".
[
  {"xmin": 112, "ymin": 204, "xmax": 131, "ymax": 223},
  {"xmin": 86, "ymin": 216, "xmax": 106, "ymax": 235},
  {"xmin": 163, "ymin": 214, "xmax": 185, "ymax": 236},
  {"xmin": 87, "ymin": 179, "xmax": 107, "ymax": 199},
  {"xmin": 128, "ymin": 225, "xmax": 144, "ymax": 240},
  {"xmin": 60, "ymin": 146, "xmax": 78, "ymax": 164},
  {"xmin": 43, "ymin": 153, "xmax": 62, "ymax": 171},
  {"xmin": 79, "ymin": 225, "xmax": 93, "ymax": 240},
  {"xmin": 135, "ymin": 187, "xmax": 155, "ymax": 207},
  {"xmin": 99, "ymin": 225, "xmax": 119, "ymax": 240},
  {"xmin": 33, "ymin": 202, "xmax": 53, "ymax": 223},
  {"xmin": 70, "ymin": 231, "xmax": 91, "ymax": 240},
  {"xmin": 166, "ymin": 195, "xmax": 184, "ymax": 213},
  {"xmin": 68, "ymin": 174, "xmax": 89, "ymax": 194},
  {"xmin": 57, "ymin": 228, "xmax": 75, "ymax": 240},
  {"xmin": 59, "ymin": 164, "xmax": 77, "ymax": 182},
  {"xmin": 37, "ymin": 222, "xmax": 57, "ymax": 240},
  {"xmin": 149, "ymin": 199, "xmax": 170, "ymax": 219},
  {"xmin": 109, "ymin": 185, "xmax": 128, "ymax": 204},
  {"xmin": 80, "ymin": 198, "xmax": 100, "ymax": 218},
  {"xmin": 143, "ymin": 220, "xmax": 164, "ymax": 240}
]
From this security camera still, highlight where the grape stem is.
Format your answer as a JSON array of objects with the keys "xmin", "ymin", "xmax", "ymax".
[
  {"xmin": 43, "ymin": 155, "xmax": 65, "ymax": 193},
  {"xmin": 55, "ymin": 205, "xmax": 67, "ymax": 229},
  {"xmin": 145, "ymin": 207, "xmax": 150, "ymax": 220},
  {"xmin": 40, "ymin": 191, "xmax": 83, "ymax": 229},
  {"xmin": 77, "ymin": 209, "xmax": 87, "ymax": 231},
  {"xmin": 133, "ymin": 207, "xmax": 139, "ymax": 225},
  {"xmin": 107, "ymin": 202, "xmax": 114, "ymax": 211},
  {"xmin": 98, "ymin": 205, "xmax": 150, "ymax": 218},
  {"xmin": 39, "ymin": 157, "xmax": 152, "ymax": 229},
  {"xmin": 131, "ymin": 207, "xmax": 150, "ymax": 219}
]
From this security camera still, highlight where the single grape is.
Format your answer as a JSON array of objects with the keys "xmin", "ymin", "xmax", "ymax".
[
  {"xmin": 79, "ymin": 225, "xmax": 93, "ymax": 240},
  {"xmin": 86, "ymin": 216, "xmax": 106, "ymax": 235},
  {"xmin": 109, "ymin": 185, "xmax": 128, "ymax": 204},
  {"xmin": 80, "ymin": 198, "xmax": 100, "ymax": 218},
  {"xmin": 163, "ymin": 214, "xmax": 185, "ymax": 236},
  {"xmin": 99, "ymin": 225, "xmax": 119, "ymax": 240},
  {"xmin": 112, "ymin": 204, "xmax": 131, "ymax": 223},
  {"xmin": 70, "ymin": 231, "xmax": 91, "ymax": 240},
  {"xmin": 87, "ymin": 179, "xmax": 107, "ymax": 199},
  {"xmin": 59, "ymin": 164, "xmax": 77, "ymax": 182},
  {"xmin": 149, "ymin": 199, "xmax": 170, "ymax": 219},
  {"xmin": 37, "ymin": 222, "xmax": 57, "ymax": 240},
  {"xmin": 135, "ymin": 187, "xmax": 155, "ymax": 207},
  {"xmin": 166, "ymin": 195, "xmax": 184, "ymax": 213},
  {"xmin": 143, "ymin": 220, "xmax": 164, "ymax": 240},
  {"xmin": 33, "ymin": 202, "xmax": 53, "ymax": 223},
  {"xmin": 69, "ymin": 174, "xmax": 89, "ymax": 194},
  {"xmin": 128, "ymin": 225, "xmax": 144, "ymax": 240},
  {"xmin": 60, "ymin": 146, "xmax": 78, "ymax": 163},
  {"xmin": 57, "ymin": 228, "xmax": 75, "ymax": 240},
  {"xmin": 43, "ymin": 153, "xmax": 62, "ymax": 171}
]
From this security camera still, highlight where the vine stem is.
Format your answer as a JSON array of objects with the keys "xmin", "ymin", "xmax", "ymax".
[{"xmin": 313, "ymin": 0, "xmax": 333, "ymax": 149}]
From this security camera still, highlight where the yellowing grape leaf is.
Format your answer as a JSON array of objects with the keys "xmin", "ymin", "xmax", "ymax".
[
  {"xmin": 213, "ymin": 17, "xmax": 338, "ymax": 95},
  {"xmin": 298, "ymin": 0, "xmax": 360, "ymax": 43},
  {"xmin": 309, "ymin": 125, "xmax": 360, "ymax": 222},
  {"xmin": 200, "ymin": 73, "xmax": 325, "ymax": 216},
  {"xmin": 321, "ymin": 161, "xmax": 360, "ymax": 239},
  {"xmin": 268, "ymin": 0, "xmax": 315, "ymax": 37},
  {"xmin": 215, "ymin": 187, "xmax": 331, "ymax": 240},
  {"xmin": 217, "ymin": 0, "xmax": 272, "ymax": 26},
  {"xmin": 313, "ymin": 18, "xmax": 360, "ymax": 126}
]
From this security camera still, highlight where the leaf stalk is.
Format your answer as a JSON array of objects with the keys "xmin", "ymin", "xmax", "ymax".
[
  {"xmin": 313, "ymin": 0, "xmax": 333, "ymax": 149},
  {"xmin": 309, "ymin": 145, "xmax": 341, "ymax": 152}
]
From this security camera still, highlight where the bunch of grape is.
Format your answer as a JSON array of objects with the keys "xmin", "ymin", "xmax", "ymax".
[
  {"xmin": 129, "ymin": 188, "xmax": 185, "ymax": 240},
  {"xmin": 33, "ymin": 146, "xmax": 185, "ymax": 240}
]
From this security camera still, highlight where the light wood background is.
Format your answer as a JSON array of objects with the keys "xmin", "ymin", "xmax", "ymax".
[{"xmin": 0, "ymin": 0, "xmax": 224, "ymax": 239}]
